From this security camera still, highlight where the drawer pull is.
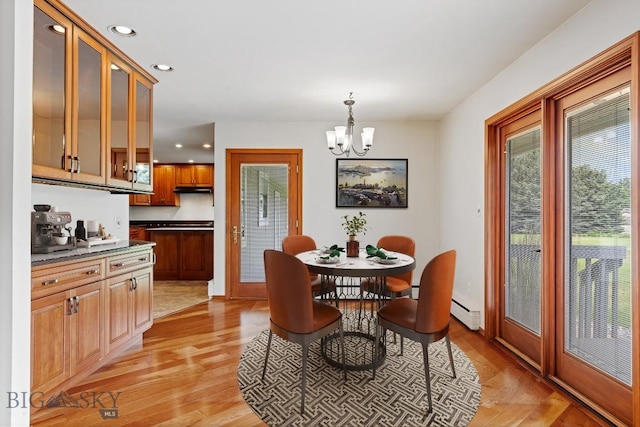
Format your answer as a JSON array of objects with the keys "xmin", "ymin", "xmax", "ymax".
[
  {"xmin": 86, "ymin": 269, "xmax": 99, "ymax": 275},
  {"xmin": 42, "ymin": 279, "xmax": 59, "ymax": 286},
  {"xmin": 138, "ymin": 257, "xmax": 148, "ymax": 262},
  {"xmin": 113, "ymin": 262, "xmax": 125, "ymax": 267}
]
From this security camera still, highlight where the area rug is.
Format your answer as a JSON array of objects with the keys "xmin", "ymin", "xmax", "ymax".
[
  {"xmin": 237, "ymin": 311, "xmax": 481, "ymax": 426},
  {"xmin": 153, "ymin": 281, "xmax": 210, "ymax": 319}
]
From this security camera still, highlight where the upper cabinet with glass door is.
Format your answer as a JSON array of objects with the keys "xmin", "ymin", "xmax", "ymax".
[{"xmin": 33, "ymin": 0, "xmax": 157, "ymax": 192}]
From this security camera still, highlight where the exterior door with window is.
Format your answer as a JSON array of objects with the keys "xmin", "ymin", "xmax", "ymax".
[
  {"xmin": 553, "ymin": 67, "xmax": 632, "ymax": 420},
  {"xmin": 499, "ymin": 112, "xmax": 542, "ymax": 366},
  {"xmin": 226, "ymin": 149, "xmax": 301, "ymax": 299}
]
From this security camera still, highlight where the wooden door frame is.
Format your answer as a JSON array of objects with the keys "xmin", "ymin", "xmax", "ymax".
[
  {"xmin": 224, "ymin": 148, "xmax": 303, "ymax": 299},
  {"xmin": 485, "ymin": 32, "xmax": 640, "ymax": 425}
]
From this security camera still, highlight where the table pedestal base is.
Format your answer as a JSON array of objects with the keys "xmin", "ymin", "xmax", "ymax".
[{"xmin": 321, "ymin": 331, "xmax": 386, "ymax": 371}]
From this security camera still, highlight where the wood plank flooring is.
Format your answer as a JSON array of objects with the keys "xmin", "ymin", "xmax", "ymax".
[{"xmin": 31, "ymin": 299, "xmax": 608, "ymax": 426}]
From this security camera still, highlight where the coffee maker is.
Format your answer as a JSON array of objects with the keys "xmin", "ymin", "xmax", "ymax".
[{"xmin": 31, "ymin": 210, "xmax": 76, "ymax": 253}]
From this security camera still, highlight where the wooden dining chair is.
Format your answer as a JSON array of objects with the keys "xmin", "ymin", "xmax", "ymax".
[
  {"xmin": 262, "ymin": 249, "xmax": 347, "ymax": 415},
  {"xmin": 282, "ymin": 234, "xmax": 339, "ymax": 307},
  {"xmin": 373, "ymin": 250, "xmax": 457, "ymax": 415}
]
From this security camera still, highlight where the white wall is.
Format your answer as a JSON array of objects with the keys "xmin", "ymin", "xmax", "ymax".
[
  {"xmin": 213, "ymin": 121, "xmax": 439, "ymax": 295},
  {"xmin": 1, "ymin": 1, "xmax": 32, "ymax": 425},
  {"xmin": 438, "ymin": 0, "xmax": 640, "ymax": 326},
  {"xmin": 130, "ymin": 193, "xmax": 215, "ymax": 221},
  {"xmin": 32, "ymin": 184, "xmax": 130, "ymax": 241}
]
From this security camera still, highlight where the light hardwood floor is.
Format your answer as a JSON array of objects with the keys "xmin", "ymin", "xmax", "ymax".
[{"xmin": 31, "ymin": 299, "xmax": 607, "ymax": 426}]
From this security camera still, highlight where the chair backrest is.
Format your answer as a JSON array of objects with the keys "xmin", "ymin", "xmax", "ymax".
[
  {"xmin": 415, "ymin": 250, "xmax": 457, "ymax": 334},
  {"xmin": 282, "ymin": 235, "xmax": 318, "ymax": 280},
  {"xmin": 377, "ymin": 235, "xmax": 416, "ymax": 285},
  {"xmin": 282, "ymin": 235, "xmax": 317, "ymax": 256},
  {"xmin": 263, "ymin": 250, "xmax": 315, "ymax": 334}
]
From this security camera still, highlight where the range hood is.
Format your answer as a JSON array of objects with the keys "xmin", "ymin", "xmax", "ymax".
[{"xmin": 173, "ymin": 186, "xmax": 213, "ymax": 194}]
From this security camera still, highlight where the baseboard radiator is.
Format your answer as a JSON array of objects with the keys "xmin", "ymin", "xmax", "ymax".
[{"xmin": 450, "ymin": 298, "xmax": 480, "ymax": 330}]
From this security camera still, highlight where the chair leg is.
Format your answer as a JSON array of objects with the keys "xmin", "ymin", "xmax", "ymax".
[
  {"xmin": 422, "ymin": 343, "xmax": 433, "ymax": 414},
  {"xmin": 445, "ymin": 334, "xmax": 457, "ymax": 378},
  {"xmin": 300, "ymin": 343, "xmax": 308, "ymax": 415},
  {"xmin": 261, "ymin": 330, "xmax": 273, "ymax": 381}
]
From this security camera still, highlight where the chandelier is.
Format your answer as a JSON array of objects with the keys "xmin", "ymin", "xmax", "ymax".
[{"xmin": 326, "ymin": 92, "xmax": 374, "ymax": 157}]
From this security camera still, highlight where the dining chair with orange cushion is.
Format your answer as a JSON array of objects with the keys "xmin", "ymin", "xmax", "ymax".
[
  {"xmin": 262, "ymin": 249, "xmax": 346, "ymax": 415},
  {"xmin": 373, "ymin": 249, "xmax": 457, "ymax": 414},
  {"xmin": 282, "ymin": 234, "xmax": 339, "ymax": 307},
  {"xmin": 360, "ymin": 235, "xmax": 416, "ymax": 300}
]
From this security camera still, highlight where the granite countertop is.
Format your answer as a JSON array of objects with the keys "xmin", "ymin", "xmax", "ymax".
[{"xmin": 32, "ymin": 240, "xmax": 156, "ymax": 267}]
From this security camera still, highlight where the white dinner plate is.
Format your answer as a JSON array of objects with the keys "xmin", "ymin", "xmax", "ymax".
[
  {"xmin": 315, "ymin": 257, "xmax": 340, "ymax": 264},
  {"xmin": 373, "ymin": 257, "xmax": 399, "ymax": 265}
]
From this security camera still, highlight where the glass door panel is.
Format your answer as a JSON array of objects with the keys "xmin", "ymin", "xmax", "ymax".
[
  {"xmin": 108, "ymin": 58, "xmax": 130, "ymax": 184},
  {"xmin": 239, "ymin": 165, "xmax": 289, "ymax": 283},
  {"xmin": 74, "ymin": 31, "xmax": 103, "ymax": 180},
  {"xmin": 564, "ymin": 87, "xmax": 631, "ymax": 385},
  {"xmin": 134, "ymin": 79, "xmax": 151, "ymax": 188},
  {"xmin": 506, "ymin": 128, "xmax": 542, "ymax": 334},
  {"xmin": 32, "ymin": 6, "xmax": 69, "ymax": 174}
]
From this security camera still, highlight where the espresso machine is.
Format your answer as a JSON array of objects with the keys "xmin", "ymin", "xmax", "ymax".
[{"xmin": 31, "ymin": 210, "xmax": 76, "ymax": 253}]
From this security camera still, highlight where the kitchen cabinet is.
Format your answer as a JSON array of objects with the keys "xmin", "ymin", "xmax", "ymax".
[
  {"xmin": 175, "ymin": 164, "xmax": 214, "ymax": 187},
  {"xmin": 129, "ymin": 164, "xmax": 179, "ymax": 206},
  {"xmin": 30, "ymin": 244, "xmax": 154, "ymax": 404},
  {"xmin": 151, "ymin": 165, "xmax": 178, "ymax": 206},
  {"xmin": 31, "ymin": 257, "xmax": 106, "ymax": 394},
  {"xmin": 129, "ymin": 226, "xmax": 148, "ymax": 240},
  {"xmin": 32, "ymin": 0, "xmax": 157, "ymax": 192},
  {"xmin": 105, "ymin": 267, "xmax": 153, "ymax": 352},
  {"xmin": 148, "ymin": 230, "xmax": 213, "ymax": 280}
]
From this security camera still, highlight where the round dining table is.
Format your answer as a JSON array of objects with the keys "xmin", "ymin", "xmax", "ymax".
[{"xmin": 295, "ymin": 248, "xmax": 416, "ymax": 371}]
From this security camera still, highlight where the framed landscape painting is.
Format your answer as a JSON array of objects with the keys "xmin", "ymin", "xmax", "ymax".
[{"xmin": 336, "ymin": 158, "xmax": 408, "ymax": 208}]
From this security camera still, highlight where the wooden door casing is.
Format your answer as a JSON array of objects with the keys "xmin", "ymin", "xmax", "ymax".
[{"xmin": 226, "ymin": 149, "xmax": 302, "ymax": 299}]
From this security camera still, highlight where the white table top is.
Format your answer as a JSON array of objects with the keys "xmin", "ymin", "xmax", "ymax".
[{"xmin": 295, "ymin": 249, "xmax": 415, "ymax": 278}]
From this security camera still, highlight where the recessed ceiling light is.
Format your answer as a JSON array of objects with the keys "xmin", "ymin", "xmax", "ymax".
[
  {"xmin": 152, "ymin": 64, "xmax": 174, "ymax": 72},
  {"xmin": 175, "ymin": 144, "xmax": 183, "ymax": 148},
  {"xmin": 48, "ymin": 24, "xmax": 65, "ymax": 34},
  {"xmin": 188, "ymin": 159, "xmax": 194, "ymax": 163},
  {"xmin": 108, "ymin": 25, "xmax": 137, "ymax": 37},
  {"xmin": 203, "ymin": 144, "xmax": 212, "ymax": 148}
]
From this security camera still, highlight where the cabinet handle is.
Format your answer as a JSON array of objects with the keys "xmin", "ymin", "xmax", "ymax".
[
  {"xmin": 42, "ymin": 279, "xmax": 59, "ymax": 286},
  {"xmin": 74, "ymin": 296, "xmax": 79, "ymax": 313},
  {"xmin": 113, "ymin": 262, "xmax": 125, "ymax": 267},
  {"xmin": 133, "ymin": 170, "xmax": 138, "ymax": 183},
  {"xmin": 67, "ymin": 155, "xmax": 74, "ymax": 172},
  {"xmin": 133, "ymin": 277, "xmax": 138, "ymax": 290},
  {"xmin": 152, "ymin": 253, "xmax": 157, "ymax": 265},
  {"xmin": 86, "ymin": 269, "xmax": 99, "ymax": 275},
  {"xmin": 75, "ymin": 156, "xmax": 80, "ymax": 173},
  {"xmin": 138, "ymin": 257, "xmax": 147, "ymax": 262},
  {"xmin": 68, "ymin": 298, "xmax": 74, "ymax": 315}
]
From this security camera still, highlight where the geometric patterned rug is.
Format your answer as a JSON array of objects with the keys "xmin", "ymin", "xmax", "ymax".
[{"xmin": 237, "ymin": 311, "xmax": 481, "ymax": 426}]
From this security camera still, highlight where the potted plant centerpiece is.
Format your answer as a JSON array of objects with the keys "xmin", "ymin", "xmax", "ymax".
[{"xmin": 341, "ymin": 211, "xmax": 369, "ymax": 257}]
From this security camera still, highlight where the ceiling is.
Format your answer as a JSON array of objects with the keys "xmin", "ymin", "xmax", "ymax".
[{"xmin": 63, "ymin": 0, "xmax": 590, "ymax": 164}]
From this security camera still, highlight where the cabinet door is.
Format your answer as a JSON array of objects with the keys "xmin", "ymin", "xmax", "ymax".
[
  {"xmin": 148, "ymin": 232, "xmax": 180, "ymax": 280},
  {"xmin": 69, "ymin": 282, "xmax": 103, "ymax": 375},
  {"xmin": 71, "ymin": 27, "xmax": 106, "ymax": 185},
  {"xmin": 194, "ymin": 165, "xmax": 213, "ymax": 186},
  {"xmin": 31, "ymin": 291, "xmax": 71, "ymax": 392},
  {"xmin": 132, "ymin": 267, "xmax": 153, "ymax": 334},
  {"xmin": 130, "ymin": 193, "xmax": 151, "ymax": 206},
  {"xmin": 32, "ymin": 3, "xmax": 73, "ymax": 181},
  {"xmin": 107, "ymin": 54, "xmax": 133, "ymax": 189},
  {"xmin": 180, "ymin": 231, "xmax": 213, "ymax": 280},
  {"xmin": 175, "ymin": 165, "xmax": 195, "ymax": 186},
  {"xmin": 132, "ymin": 76, "xmax": 153, "ymax": 192},
  {"xmin": 105, "ymin": 274, "xmax": 132, "ymax": 352},
  {"xmin": 151, "ymin": 165, "xmax": 177, "ymax": 206}
]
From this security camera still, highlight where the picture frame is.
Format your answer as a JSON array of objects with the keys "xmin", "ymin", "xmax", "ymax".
[{"xmin": 336, "ymin": 158, "xmax": 408, "ymax": 208}]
